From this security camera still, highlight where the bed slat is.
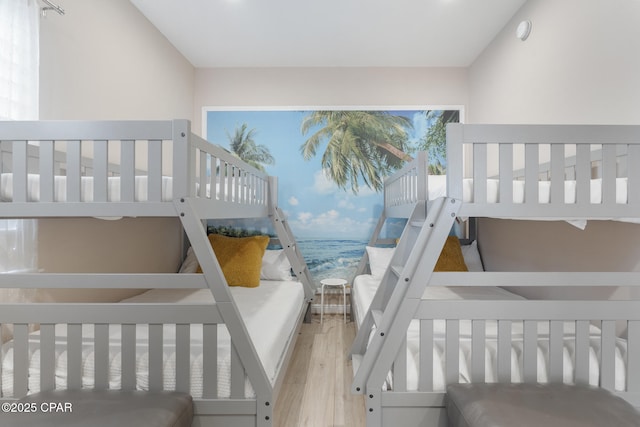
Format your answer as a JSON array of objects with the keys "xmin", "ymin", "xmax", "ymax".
[
  {"xmin": 574, "ymin": 320, "xmax": 590, "ymax": 385},
  {"xmin": 419, "ymin": 319, "xmax": 434, "ymax": 391},
  {"xmin": 602, "ymin": 144, "xmax": 618, "ymax": 205},
  {"xmin": 202, "ymin": 323, "xmax": 218, "ymax": 398},
  {"xmin": 148, "ymin": 140, "xmax": 162, "ymax": 202},
  {"xmin": 550, "ymin": 144, "xmax": 565, "ymax": 204},
  {"xmin": 67, "ymin": 323, "xmax": 82, "ymax": 390},
  {"xmin": 497, "ymin": 320, "xmax": 511, "ymax": 382},
  {"xmin": 94, "ymin": 323, "xmax": 109, "ymax": 389},
  {"xmin": 473, "ymin": 144, "xmax": 487, "ymax": 204},
  {"xmin": 548, "ymin": 320, "xmax": 564, "ymax": 382},
  {"xmin": 120, "ymin": 140, "xmax": 135, "ymax": 202},
  {"xmin": 94, "ymin": 140, "xmax": 108, "ymax": 202},
  {"xmin": 12, "ymin": 141, "xmax": 27, "ymax": 202},
  {"xmin": 522, "ymin": 320, "xmax": 538, "ymax": 383},
  {"xmin": 600, "ymin": 320, "xmax": 616, "ymax": 390},
  {"xmin": 628, "ymin": 145, "xmax": 640, "ymax": 205},
  {"xmin": 525, "ymin": 144, "xmax": 539, "ymax": 204},
  {"xmin": 471, "ymin": 320, "xmax": 486, "ymax": 383},
  {"xmin": 175, "ymin": 323, "xmax": 191, "ymax": 393},
  {"xmin": 198, "ymin": 152, "xmax": 207, "ymax": 198},
  {"xmin": 393, "ymin": 336, "xmax": 408, "ymax": 392},
  {"xmin": 445, "ymin": 320, "xmax": 460, "ymax": 385},
  {"xmin": 148, "ymin": 323, "xmax": 164, "ymax": 392},
  {"xmin": 39, "ymin": 141, "xmax": 55, "ymax": 202},
  {"xmin": 230, "ymin": 342, "xmax": 245, "ymax": 399},
  {"xmin": 576, "ymin": 144, "xmax": 591, "ymax": 205},
  {"xmin": 499, "ymin": 144, "xmax": 513, "ymax": 205},
  {"xmin": 66, "ymin": 141, "xmax": 81, "ymax": 202},
  {"xmin": 220, "ymin": 162, "xmax": 228, "ymax": 201},
  {"xmin": 40, "ymin": 324, "xmax": 56, "ymax": 392},
  {"xmin": 628, "ymin": 320, "xmax": 640, "ymax": 392},
  {"xmin": 121, "ymin": 323, "xmax": 136, "ymax": 391},
  {"xmin": 13, "ymin": 323, "xmax": 29, "ymax": 397}
]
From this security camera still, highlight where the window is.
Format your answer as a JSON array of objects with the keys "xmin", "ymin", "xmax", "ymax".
[{"xmin": 0, "ymin": 0, "xmax": 40, "ymax": 273}]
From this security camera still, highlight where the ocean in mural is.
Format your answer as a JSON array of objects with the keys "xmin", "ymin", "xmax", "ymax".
[{"xmin": 296, "ymin": 238, "xmax": 368, "ymax": 286}]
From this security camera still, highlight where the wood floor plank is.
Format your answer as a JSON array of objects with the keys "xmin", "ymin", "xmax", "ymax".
[
  {"xmin": 298, "ymin": 332, "xmax": 336, "ymax": 426},
  {"xmin": 274, "ymin": 315, "xmax": 365, "ymax": 427}
]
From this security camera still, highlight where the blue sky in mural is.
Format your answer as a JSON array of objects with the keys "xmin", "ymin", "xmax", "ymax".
[{"xmin": 206, "ymin": 109, "xmax": 430, "ymax": 240}]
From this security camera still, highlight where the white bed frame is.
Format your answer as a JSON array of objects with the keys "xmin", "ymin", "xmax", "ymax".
[
  {"xmin": 0, "ymin": 119, "xmax": 316, "ymax": 427},
  {"xmin": 351, "ymin": 124, "xmax": 640, "ymax": 427}
]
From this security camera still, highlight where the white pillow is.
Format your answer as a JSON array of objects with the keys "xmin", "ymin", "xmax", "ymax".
[
  {"xmin": 178, "ymin": 247, "xmax": 199, "ymax": 273},
  {"xmin": 261, "ymin": 249, "xmax": 294, "ymax": 281},
  {"xmin": 461, "ymin": 240, "xmax": 484, "ymax": 272},
  {"xmin": 366, "ymin": 246, "xmax": 395, "ymax": 279}
]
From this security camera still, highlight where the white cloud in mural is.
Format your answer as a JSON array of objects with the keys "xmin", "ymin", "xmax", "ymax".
[
  {"xmin": 288, "ymin": 196, "xmax": 299, "ymax": 206},
  {"xmin": 312, "ymin": 169, "xmax": 338, "ymax": 195},
  {"xmin": 289, "ymin": 209, "xmax": 377, "ymax": 238},
  {"xmin": 338, "ymin": 199, "xmax": 355, "ymax": 210},
  {"xmin": 297, "ymin": 212, "xmax": 313, "ymax": 224}
]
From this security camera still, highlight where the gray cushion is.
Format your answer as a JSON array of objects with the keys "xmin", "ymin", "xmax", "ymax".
[
  {"xmin": 447, "ymin": 383, "xmax": 640, "ymax": 427},
  {"xmin": 0, "ymin": 390, "xmax": 193, "ymax": 427}
]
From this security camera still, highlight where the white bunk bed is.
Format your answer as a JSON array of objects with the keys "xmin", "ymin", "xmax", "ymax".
[
  {"xmin": 0, "ymin": 119, "xmax": 315, "ymax": 427},
  {"xmin": 350, "ymin": 124, "xmax": 640, "ymax": 427}
]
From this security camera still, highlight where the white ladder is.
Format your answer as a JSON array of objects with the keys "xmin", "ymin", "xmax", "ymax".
[
  {"xmin": 349, "ymin": 197, "xmax": 460, "ymax": 425},
  {"xmin": 271, "ymin": 206, "xmax": 315, "ymax": 303}
]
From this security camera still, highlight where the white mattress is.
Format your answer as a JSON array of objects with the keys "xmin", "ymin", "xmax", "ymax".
[
  {"xmin": 0, "ymin": 173, "xmax": 251, "ymax": 203},
  {"xmin": 427, "ymin": 175, "xmax": 630, "ymax": 204},
  {"xmin": 353, "ymin": 274, "xmax": 627, "ymax": 392},
  {"xmin": 0, "ymin": 173, "xmax": 174, "ymax": 202},
  {"xmin": 1, "ymin": 280, "xmax": 304, "ymax": 398}
]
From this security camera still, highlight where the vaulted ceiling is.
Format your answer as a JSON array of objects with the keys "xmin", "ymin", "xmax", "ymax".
[{"xmin": 130, "ymin": 0, "xmax": 527, "ymax": 68}]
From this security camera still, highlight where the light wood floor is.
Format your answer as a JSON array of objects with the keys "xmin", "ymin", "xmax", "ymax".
[{"xmin": 274, "ymin": 314, "xmax": 366, "ymax": 427}]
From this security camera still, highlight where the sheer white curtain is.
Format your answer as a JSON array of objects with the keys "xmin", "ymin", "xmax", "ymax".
[
  {"xmin": 0, "ymin": 0, "xmax": 40, "ymax": 120},
  {"xmin": 0, "ymin": 0, "xmax": 39, "ymax": 274}
]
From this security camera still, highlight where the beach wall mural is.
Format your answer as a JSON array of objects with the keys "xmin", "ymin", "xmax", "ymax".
[{"xmin": 205, "ymin": 108, "xmax": 460, "ymax": 287}]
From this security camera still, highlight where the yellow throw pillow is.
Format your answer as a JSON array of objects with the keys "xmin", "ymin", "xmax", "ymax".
[
  {"xmin": 201, "ymin": 234, "xmax": 269, "ymax": 287},
  {"xmin": 434, "ymin": 236, "xmax": 468, "ymax": 272}
]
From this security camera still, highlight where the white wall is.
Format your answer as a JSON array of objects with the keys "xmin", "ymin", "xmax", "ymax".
[
  {"xmin": 194, "ymin": 67, "xmax": 468, "ymax": 134},
  {"xmin": 468, "ymin": 0, "xmax": 640, "ymax": 300},
  {"xmin": 40, "ymin": 0, "xmax": 194, "ymax": 121},
  {"xmin": 468, "ymin": 0, "xmax": 640, "ymax": 124},
  {"xmin": 35, "ymin": 0, "xmax": 195, "ymax": 293}
]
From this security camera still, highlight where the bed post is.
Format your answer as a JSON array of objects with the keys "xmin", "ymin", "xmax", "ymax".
[
  {"xmin": 446, "ymin": 123, "xmax": 464, "ymax": 202},
  {"xmin": 172, "ymin": 119, "xmax": 195, "ymax": 199}
]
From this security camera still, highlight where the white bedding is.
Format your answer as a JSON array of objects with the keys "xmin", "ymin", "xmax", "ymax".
[
  {"xmin": 0, "ymin": 173, "xmax": 174, "ymax": 202},
  {"xmin": 426, "ymin": 175, "xmax": 630, "ymax": 204},
  {"xmin": 0, "ymin": 173, "xmax": 252, "ymax": 203},
  {"xmin": 1, "ymin": 280, "xmax": 304, "ymax": 398},
  {"xmin": 425, "ymin": 175, "xmax": 638, "ymax": 228},
  {"xmin": 353, "ymin": 275, "xmax": 627, "ymax": 392}
]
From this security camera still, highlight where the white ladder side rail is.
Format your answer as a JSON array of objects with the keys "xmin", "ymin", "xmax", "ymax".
[
  {"xmin": 352, "ymin": 198, "xmax": 460, "ymax": 397},
  {"xmin": 361, "ymin": 197, "xmax": 460, "ymax": 427},
  {"xmin": 349, "ymin": 201, "xmax": 427, "ymax": 357},
  {"xmin": 175, "ymin": 198, "xmax": 274, "ymax": 426},
  {"xmin": 271, "ymin": 205, "xmax": 315, "ymax": 302}
]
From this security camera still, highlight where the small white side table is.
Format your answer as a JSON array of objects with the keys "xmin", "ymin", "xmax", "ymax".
[{"xmin": 320, "ymin": 278, "xmax": 348, "ymax": 324}]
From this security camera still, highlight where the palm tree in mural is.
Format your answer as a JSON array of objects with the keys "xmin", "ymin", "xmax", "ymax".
[
  {"xmin": 419, "ymin": 110, "xmax": 460, "ymax": 174},
  {"xmin": 300, "ymin": 111, "xmax": 413, "ymax": 193},
  {"xmin": 227, "ymin": 123, "xmax": 275, "ymax": 172}
]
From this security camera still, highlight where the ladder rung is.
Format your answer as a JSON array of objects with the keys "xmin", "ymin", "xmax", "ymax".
[
  {"xmin": 390, "ymin": 265, "xmax": 403, "ymax": 277},
  {"xmin": 410, "ymin": 220, "xmax": 425, "ymax": 228},
  {"xmin": 371, "ymin": 309, "xmax": 383, "ymax": 327}
]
